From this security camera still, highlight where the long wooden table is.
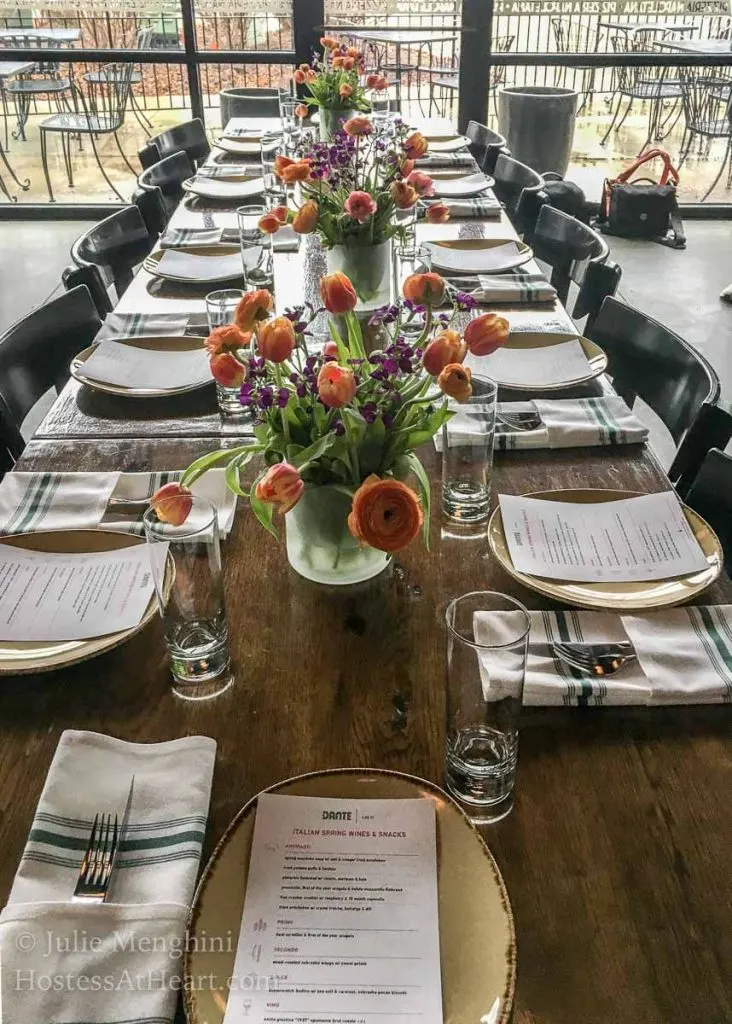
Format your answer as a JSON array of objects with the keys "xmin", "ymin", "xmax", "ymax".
[{"xmin": 1, "ymin": 128, "xmax": 731, "ymax": 1024}]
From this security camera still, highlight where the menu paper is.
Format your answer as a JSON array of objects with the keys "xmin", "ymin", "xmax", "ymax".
[
  {"xmin": 0, "ymin": 542, "xmax": 156, "ymax": 640},
  {"xmin": 224, "ymin": 793, "xmax": 443, "ymax": 1024},
  {"xmin": 498, "ymin": 491, "xmax": 709, "ymax": 582},
  {"xmin": 78, "ymin": 342, "xmax": 210, "ymax": 390}
]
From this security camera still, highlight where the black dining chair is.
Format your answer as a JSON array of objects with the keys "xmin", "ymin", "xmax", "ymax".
[
  {"xmin": 492, "ymin": 152, "xmax": 544, "ymax": 220},
  {"xmin": 132, "ymin": 183, "xmax": 167, "ymax": 241},
  {"xmin": 62, "ymin": 262, "xmax": 113, "ymax": 318},
  {"xmin": 587, "ymin": 297, "xmax": 721, "ymax": 473},
  {"xmin": 672, "ymin": 401, "xmax": 732, "ymax": 498},
  {"xmin": 683, "ymin": 448, "xmax": 732, "ymax": 572},
  {"xmin": 0, "ymin": 286, "xmax": 101, "ymax": 461},
  {"xmin": 140, "ymin": 117, "xmax": 210, "ymax": 170},
  {"xmin": 465, "ymin": 121, "xmax": 508, "ymax": 176},
  {"xmin": 0, "ymin": 392, "xmax": 19, "ymax": 480},
  {"xmin": 137, "ymin": 151, "xmax": 195, "ymax": 219},
  {"xmin": 70, "ymin": 206, "xmax": 152, "ymax": 302}
]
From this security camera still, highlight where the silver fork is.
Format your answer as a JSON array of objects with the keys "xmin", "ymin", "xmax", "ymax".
[
  {"xmin": 549, "ymin": 641, "xmax": 637, "ymax": 677},
  {"xmin": 72, "ymin": 813, "xmax": 119, "ymax": 903}
]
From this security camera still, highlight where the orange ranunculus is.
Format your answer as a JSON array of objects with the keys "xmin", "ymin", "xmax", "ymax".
[
  {"xmin": 390, "ymin": 180, "xmax": 418, "ymax": 210},
  {"xmin": 320, "ymin": 35, "xmax": 339, "ymax": 49},
  {"xmin": 151, "ymin": 482, "xmax": 193, "ymax": 526},
  {"xmin": 425, "ymin": 201, "xmax": 450, "ymax": 224},
  {"xmin": 438, "ymin": 362, "xmax": 472, "ymax": 402},
  {"xmin": 339, "ymin": 83, "xmax": 353, "ymax": 99},
  {"xmin": 292, "ymin": 199, "xmax": 319, "ymax": 234},
  {"xmin": 305, "ymin": 69, "xmax": 317, "ymax": 84},
  {"xmin": 323, "ymin": 340, "xmax": 339, "ymax": 360},
  {"xmin": 320, "ymin": 272, "xmax": 358, "ymax": 314},
  {"xmin": 402, "ymin": 271, "xmax": 446, "ymax": 306},
  {"xmin": 295, "ymin": 102, "xmax": 310, "ymax": 119},
  {"xmin": 293, "ymin": 68, "xmax": 305, "ymax": 84},
  {"xmin": 346, "ymin": 46, "xmax": 359, "ymax": 58},
  {"xmin": 236, "ymin": 289, "xmax": 274, "ymax": 332},
  {"xmin": 343, "ymin": 115, "xmax": 372, "ymax": 137},
  {"xmin": 317, "ymin": 362, "xmax": 356, "ymax": 408},
  {"xmin": 422, "ymin": 329, "xmax": 466, "ymax": 376},
  {"xmin": 259, "ymin": 211, "xmax": 283, "ymax": 234},
  {"xmin": 280, "ymin": 159, "xmax": 312, "ymax": 184},
  {"xmin": 366, "ymin": 73, "xmax": 380, "ymax": 88},
  {"xmin": 270, "ymin": 204, "xmax": 289, "ymax": 224},
  {"xmin": 210, "ymin": 351, "xmax": 247, "ymax": 388},
  {"xmin": 399, "ymin": 157, "xmax": 415, "ymax": 177},
  {"xmin": 257, "ymin": 316, "xmax": 296, "ymax": 363},
  {"xmin": 332, "ymin": 55, "xmax": 345, "ymax": 68},
  {"xmin": 404, "ymin": 131, "xmax": 429, "ymax": 160},
  {"xmin": 464, "ymin": 312, "xmax": 510, "ymax": 357},
  {"xmin": 205, "ymin": 322, "xmax": 250, "ymax": 356},
  {"xmin": 348, "ymin": 475, "xmax": 423, "ymax": 553},
  {"xmin": 255, "ymin": 461, "xmax": 304, "ymax": 514},
  {"xmin": 405, "ymin": 169, "xmax": 435, "ymax": 197},
  {"xmin": 273, "ymin": 154, "xmax": 295, "ymax": 180},
  {"xmin": 344, "ymin": 190, "xmax": 377, "ymax": 223}
]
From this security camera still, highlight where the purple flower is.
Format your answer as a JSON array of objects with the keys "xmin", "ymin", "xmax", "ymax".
[
  {"xmin": 277, "ymin": 387, "xmax": 290, "ymax": 408},
  {"xmin": 332, "ymin": 420, "xmax": 346, "ymax": 436},
  {"xmin": 296, "ymin": 383, "xmax": 308, "ymax": 398},
  {"xmin": 259, "ymin": 387, "xmax": 274, "ymax": 409},
  {"xmin": 382, "ymin": 412, "xmax": 394, "ymax": 429},
  {"xmin": 362, "ymin": 402, "xmax": 378, "ymax": 424}
]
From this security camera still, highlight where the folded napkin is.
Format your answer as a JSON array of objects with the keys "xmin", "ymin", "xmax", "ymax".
[
  {"xmin": 198, "ymin": 161, "xmax": 260, "ymax": 179},
  {"xmin": 494, "ymin": 397, "xmax": 649, "ymax": 450},
  {"xmin": 96, "ymin": 311, "xmax": 196, "ymax": 341},
  {"xmin": 0, "ymin": 470, "xmax": 238, "ymax": 538},
  {"xmin": 0, "ymin": 729, "xmax": 216, "ymax": 1024},
  {"xmin": 474, "ymin": 607, "xmax": 732, "ymax": 706},
  {"xmin": 159, "ymin": 224, "xmax": 240, "ymax": 248},
  {"xmin": 420, "ymin": 194, "xmax": 501, "ymax": 219},
  {"xmin": 447, "ymin": 265, "xmax": 557, "ymax": 303},
  {"xmin": 417, "ymin": 151, "xmax": 476, "ymax": 169}
]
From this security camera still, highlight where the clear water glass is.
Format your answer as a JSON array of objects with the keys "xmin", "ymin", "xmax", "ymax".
[
  {"xmin": 371, "ymin": 92, "xmax": 392, "ymax": 129},
  {"xmin": 279, "ymin": 96, "xmax": 299, "ymax": 136},
  {"xmin": 441, "ymin": 377, "xmax": 497, "ymax": 523},
  {"xmin": 237, "ymin": 204, "xmax": 274, "ymax": 290},
  {"xmin": 445, "ymin": 591, "xmax": 530, "ymax": 823},
  {"xmin": 144, "ymin": 496, "xmax": 233, "ymax": 701},
  {"xmin": 261, "ymin": 132, "xmax": 286, "ymax": 202},
  {"xmin": 393, "ymin": 243, "xmax": 431, "ymax": 337},
  {"xmin": 205, "ymin": 288, "xmax": 252, "ymax": 420}
]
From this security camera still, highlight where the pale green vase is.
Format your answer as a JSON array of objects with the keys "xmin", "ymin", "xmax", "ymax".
[
  {"xmin": 326, "ymin": 240, "xmax": 392, "ymax": 311},
  {"xmin": 319, "ymin": 106, "xmax": 354, "ymax": 140}
]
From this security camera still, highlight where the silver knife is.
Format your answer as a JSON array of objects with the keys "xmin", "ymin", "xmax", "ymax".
[{"xmin": 106, "ymin": 775, "xmax": 134, "ymax": 902}]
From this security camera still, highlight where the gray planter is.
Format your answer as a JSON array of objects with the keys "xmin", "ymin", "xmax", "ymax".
[
  {"xmin": 498, "ymin": 86, "xmax": 579, "ymax": 176},
  {"xmin": 219, "ymin": 88, "xmax": 280, "ymax": 129}
]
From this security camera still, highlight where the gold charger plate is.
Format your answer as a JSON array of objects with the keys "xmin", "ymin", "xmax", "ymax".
[
  {"xmin": 184, "ymin": 768, "xmax": 516, "ymax": 1024},
  {"xmin": 0, "ymin": 530, "xmax": 162, "ymax": 675},
  {"xmin": 143, "ymin": 246, "xmax": 242, "ymax": 284},
  {"xmin": 472, "ymin": 330, "xmax": 607, "ymax": 392},
  {"xmin": 488, "ymin": 488, "xmax": 723, "ymax": 610},
  {"xmin": 70, "ymin": 336, "xmax": 211, "ymax": 398},
  {"xmin": 429, "ymin": 237, "xmax": 532, "ymax": 276}
]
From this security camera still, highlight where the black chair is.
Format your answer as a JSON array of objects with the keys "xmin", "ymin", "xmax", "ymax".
[
  {"xmin": 587, "ymin": 297, "xmax": 721, "ymax": 472},
  {"xmin": 62, "ymin": 263, "xmax": 113, "ymax": 318},
  {"xmin": 529, "ymin": 204, "xmax": 611, "ymax": 292},
  {"xmin": 465, "ymin": 121, "xmax": 508, "ymax": 176},
  {"xmin": 3, "ymin": 32, "xmax": 74, "ymax": 142},
  {"xmin": 133, "ymin": 183, "xmax": 167, "ymax": 241},
  {"xmin": 492, "ymin": 152, "xmax": 544, "ymax": 220},
  {"xmin": 137, "ymin": 152, "xmax": 195, "ymax": 219},
  {"xmin": 141, "ymin": 117, "xmax": 210, "ymax": 170},
  {"xmin": 684, "ymin": 448, "xmax": 732, "ymax": 572},
  {"xmin": 672, "ymin": 402, "xmax": 732, "ymax": 498},
  {"xmin": 0, "ymin": 286, "xmax": 101, "ymax": 461},
  {"xmin": 678, "ymin": 66, "xmax": 732, "ymax": 201},
  {"xmin": 84, "ymin": 25, "xmax": 154, "ymax": 134},
  {"xmin": 0, "ymin": 392, "xmax": 19, "ymax": 480},
  {"xmin": 70, "ymin": 206, "xmax": 152, "ymax": 301}
]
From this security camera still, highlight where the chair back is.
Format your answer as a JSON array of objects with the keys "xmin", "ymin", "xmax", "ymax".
[
  {"xmin": 0, "ymin": 286, "xmax": 101, "ymax": 449},
  {"xmin": 219, "ymin": 87, "xmax": 281, "ymax": 127},
  {"xmin": 679, "ymin": 66, "xmax": 731, "ymax": 136},
  {"xmin": 147, "ymin": 117, "xmax": 210, "ymax": 168},
  {"xmin": 529, "ymin": 204, "xmax": 609, "ymax": 304},
  {"xmin": 684, "ymin": 448, "xmax": 732, "ymax": 572},
  {"xmin": 490, "ymin": 35, "xmax": 515, "ymax": 90},
  {"xmin": 93, "ymin": 62, "xmax": 134, "ymax": 131},
  {"xmin": 0, "ymin": 392, "xmax": 20, "ymax": 479},
  {"xmin": 135, "ymin": 25, "xmax": 154, "ymax": 49},
  {"xmin": 588, "ymin": 297, "xmax": 720, "ymax": 447},
  {"xmin": 465, "ymin": 120, "xmax": 507, "ymax": 175},
  {"xmin": 133, "ymin": 183, "xmax": 168, "ymax": 239},
  {"xmin": 62, "ymin": 263, "xmax": 112, "ymax": 318},
  {"xmin": 137, "ymin": 152, "xmax": 195, "ymax": 216},
  {"xmin": 71, "ymin": 206, "xmax": 151, "ymax": 299},
  {"xmin": 493, "ymin": 152, "xmax": 543, "ymax": 218},
  {"xmin": 671, "ymin": 401, "xmax": 732, "ymax": 497}
]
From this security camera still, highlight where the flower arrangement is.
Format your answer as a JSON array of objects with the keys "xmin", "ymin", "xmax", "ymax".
[
  {"xmin": 293, "ymin": 37, "xmax": 376, "ymax": 120},
  {"xmin": 153, "ymin": 272, "xmax": 510, "ymax": 574}
]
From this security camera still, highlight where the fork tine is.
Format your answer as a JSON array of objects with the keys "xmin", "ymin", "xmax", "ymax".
[
  {"xmin": 81, "ymin": 812, "xmax": 100, "ymax": 885},
  {"xmin": 101, "ymin": 815, "xmax": 119, "ymax": 890}
]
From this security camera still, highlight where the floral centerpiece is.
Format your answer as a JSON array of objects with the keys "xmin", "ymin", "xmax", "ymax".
[
  {"xmin": 294, "ymin": 37, "xmax": 379, "ymax": 140},
  {"xmin": 152, "ymin": 272, "xmax": 510, "ymax": 586}
]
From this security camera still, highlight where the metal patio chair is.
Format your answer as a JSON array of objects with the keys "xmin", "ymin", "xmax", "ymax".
[
  {"xmin": 84, "ymin": 25, "xmax": 154, "ymax": 134},
  {"xmin": 428, "ymin": 36, "xmax": 514, "ymax": 120},
  {"xmin": 550, "ymin": 18, "xmax": 596, "ymax": 110},
  {"xmin": 2, "ymin": 32, "xmax": 75, "ymax": 141},
  {"xmin": 678, "ymin": 66, "xmax": 732, "ymax": 201}
]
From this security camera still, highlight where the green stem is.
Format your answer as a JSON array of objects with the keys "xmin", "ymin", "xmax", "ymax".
[
  {"xmin": 275, "ymin": 365, "xmax": 291, "ymax": 445},
  {"xmin": 414, "ymin": 305, "xmax": 433, "ymax": 349}
]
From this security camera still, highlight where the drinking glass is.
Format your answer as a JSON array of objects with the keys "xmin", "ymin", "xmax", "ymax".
[
  {"xmin": 279, "ymin": 96, "xmax": 299, "ymax": 136},
  {"xmin": 393, "ymin": 243, "xmax": 431, "ymax": 336},
  {"xmin": 205, "ymin": 288, "xmax": 252, "ymax": 420},
  {"xmin": 370, "ymin": 91, "xmax": 392, "ymax": 129},
  {"xmin": 260, "ymin": 131, "xmax": 286, "ymax": 202},
  {"xmin": 144, "ymin": 496, "xmax": 233, "ymax": 701},
  {"xmin": 441, "ymin": 377, "xmax": 497, "ymax": 523},
  {"xmin": 445, "ymin": 591, "xmax": 530, "ymax": 823},
  {"xmin": 237, "ymin": 204, "xmax": 274, "ymax": 290}
]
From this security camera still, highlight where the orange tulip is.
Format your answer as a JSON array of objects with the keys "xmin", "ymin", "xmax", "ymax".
[
  {"xmin": 343, "ymin": 116, "xmax": 372, "ymax": 137},
  {"xmin": 346, "ymin": 46, "xmax": 359, "ymax": 58},
  {"xmin": 323, "ymin": 340, "xmax": 339, "ymax": 360},
  {"xmin": 150, "ymin": 482, "xmax": 193, "ymax": 526},
  {"xmin": 210, "ymin": 351, "xmax": 246, "ymax": 388},
  {"xmin": 320, "ymin": 272, "xmax": 358, "ymax": 314},
  {"xmin": 280, "ymin": 159, "xmax": 312, "ymax": 184},
  {"xmin": 342, "ymin": 56, "xmax": 355, "ymax": 71},
  {"xmin": 235, "ymin": 289, "xmax": 274, "ymax": 332},
  {"xmin": 257, "ymin": 316, "xmax": 296, "ymax": 363},
  {"xmin": 348, "ymin": 475, "xmax": 423, "ymax": 553},
  {"xmin": 402, "ymin": 271, "xmax": 446, "ymax": 307},
  {"xmin": 399, "ymin": 158, "xmax": 415, "ymax": 177},
  {"xmin": 366, "ymin": 73, "xmax": 380, "ymax": 88},
  {"xmin": 332, "ymin": 55, "xmax": 345, "ymax": 68},
  {"xmin": 464, "ymin": 313, "xmax": 510, "ymax": 357},
  {"xmin": 438, "ymin": 363, "xmax": 472, "ymax": 402},
  {"xmin": 205, "ymin": 322, "xmax": 250, "ymax": 356},
  {"xmin": 339, "ymin": 83, "xmax": 353, "ymax": 100},
  {"xmin": 270, "ymin": 204, "xmax": 289, "ymax": 224},
  {"xmin": 292, "ymin": 199, "xmax": 319, "ymax": 234},
  {"xmin": 404, "ymin": 131, "xmax": 428, "ymax": 160},
  {"xmin": 373, "ymin": 74, "xmax": 388, "ymax": 90},
  {"xmin": 295, "ymin": 102, "xmax": 310, "ymax": 119},
  {"xmin": 317, "ymin": 363, "xmax": 356, "ymax": 408},
  {"xmin": 320, "ymin": 35, "xmax": 339, "ymax": 49},
  {"xmin": 425, "ymin": 201, "xmax": 450, "ymax": 224},
  {"xmin": 405, "ymin": 169, "xmax": 435, "ymax": 197},
  {"xmin": 298, "ymin": 62, "xmax": 310, "ymax": 72},
  {"xmin": 258, "ymin": 211, "xmax": 283, "ymax": 234},
  {"xmin": 305, "ymin": 69, "xmax": 317, "ymax": 84},
  {"xmin": 273, "ymin": 154, "xmax": 295, "ymax": 180},
  {"xmin": 293, "ymin": 68, "xmax": 306, "ymax": 84},
  {"xmin": 422, "ymin": 329, "xmax": 466, "ymax": 376},
  {"xmin": 390, "ymin": 180, "xmax": 418, "ymax": 210},
  {"xmin": 255, "ymin": 461, "xmax": 304, "ymax": 514}
]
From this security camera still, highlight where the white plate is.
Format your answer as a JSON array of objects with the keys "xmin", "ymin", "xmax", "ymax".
[
  {"xmin": 432, "ymin": 172, "xmax": 491, "ymax": 197},
  {"xmin": 70, "ymin": 337, "xmax": 212, "ymax": 398},
  {"xmin": 214, "ymin": 136, "xmax": 277, "ymax": 156},
  {"xmin": 183, "ymin": 175, "xmax": 266, "ymax": 200},
  {"xmin": 428, "ymin": 238, "xmax": 533, "ymax": 275},
  {"xmin": 426, "ymin": 134, "xmax": 471, "ymax": 152},
  {"xmin": 469, "ymin": 331, "xmax": 608, "ymax": 392},
  {"xmin": 143, "ymin": 246, "xmax": 243, "ymax": 284}
]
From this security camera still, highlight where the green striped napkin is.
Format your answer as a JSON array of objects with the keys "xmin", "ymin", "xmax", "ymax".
[
  {"xmin": 198, "ymin": 161, "xmax": 260, "ymax": 179},
  {"xmin": 95, "ymin": 311, "xmax": 193, "ymax": 341},
  {"xmin": 494, "ymin": 398, "xmax": 649, "ymax": 450},
  {"xmin": 417, "ymin": 151, "xmax": 476, "ymax": 169},
  {"xmin": 0, "ymin": 729, "xmax": 216, "ymax": 1024},
  {"xmin": 420, "ymin": 194, "xmax": 502, "ymax": 219},
  {"xmin": 446, "ymin": 268, "xmax": 557, "ymax": 304},
  {"xmin": 160, "ymin": 225, "xmax": 240, "ymax": 248},
  {"xmin": 474, "ymin": 608, "xmax": 732, "ymax": 706}
]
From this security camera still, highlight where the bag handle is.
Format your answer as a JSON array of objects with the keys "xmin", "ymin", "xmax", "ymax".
[{"xmin": 611, "ymin": 148, "xmax": 679, "ymax": 187}]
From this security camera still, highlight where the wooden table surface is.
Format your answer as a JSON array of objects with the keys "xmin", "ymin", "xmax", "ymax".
[{"xmin": 2, "ymin": 132, "xmax": 731, "ymax": 1024}]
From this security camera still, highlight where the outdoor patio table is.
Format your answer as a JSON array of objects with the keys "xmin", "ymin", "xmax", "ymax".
[
  {"xmin": 0, "ymin": 27, "xmax": 81, "ymax": 44},
  {"xmin": 345, "ymin": 28, "xmax": 458, "ymax": 106}
]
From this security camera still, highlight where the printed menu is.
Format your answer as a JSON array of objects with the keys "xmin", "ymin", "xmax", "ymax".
[{"xmin": 224, "ymin": 794, "xmax": 443, "ymax": 1024}]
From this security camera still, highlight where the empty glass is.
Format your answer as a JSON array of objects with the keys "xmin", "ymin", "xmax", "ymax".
[
  {"xmin": 261, "ymin": 131, "xmax": 286, "ymax": 202},
  {"xmin": 237, "ymin": 204, "xmax": 274, "ymax": 290},
  {"xmin": 205, "ymin": 288, "xmax": 251, "ymax": 420},
  {"xmin": 441, "ymin": 377, "xmax": 497, "ymax": 523},
  {"xmin": 279, "ymin": 96, "xmax": 299, "ymax": 136},
  {"xmin": 445, "ymin": 591, "xmax": 530, "ymax": 823},
  {"xmin": 144, "ymin": 496, "xmax": 233, "ymax": 701}
]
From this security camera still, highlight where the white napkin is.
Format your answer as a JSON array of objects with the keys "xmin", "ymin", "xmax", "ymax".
[
  {"xmin": 0, "ymin": 730, "xmax": 216, "ymax": 1024},
  {"xmin": 156, "ymin": 248, "xmax": 242, "ymax": 282},
  {"xmin": 0, "ymin": 470, "xmax": 238, "ymax": 538},
  {"xmin": 421, "ymin": 194, "xmax": 502, "ymax": 219},
  {"xmin": 95, "ymin": 311, "xmax": 192, "ymax": 341},
  {"xmin": 474, "ymin": 608, "xmax": 732, "ymax": 706},
  {"xmin": 494, "ymin": 397, "xmax": 649, "ymax": 450},
  {"xmin": 186, "ymin": 174, "xmax": 266, "ymax": 199}
]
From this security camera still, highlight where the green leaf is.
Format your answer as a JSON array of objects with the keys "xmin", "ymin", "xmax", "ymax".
[
  {"xmin": 401, "ymin": 451, "xmax": 432, "ymax": 549},
  {"xmin": 180, "ymin": 444, "xmax": 263, "ymax": 488},
  {"xmin": 249, "ymin": 470, "xmax": 279, "ymax": 539},
  {"xmin": 290, "ymin": 431, "xmax": 337, "ymax": 470},
  {"xmin": 344, "ymin": 310, "xmax": 366, "ymax": 359},
  {"xmin": 328, "ymin": 319, "xmax": 350, "ymax": 364},
  {"xmin": 224, "ymin": 449, "xmax": 258, "ymax": 498}
]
